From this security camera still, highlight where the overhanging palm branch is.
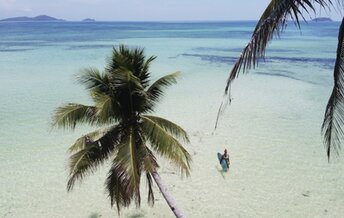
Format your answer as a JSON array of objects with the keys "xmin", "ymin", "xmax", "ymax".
[
  {"xmin": 226, "ymin": 0, "xmax": 336, "ymax": 95},
  {"xmin": 322, "ymin": 18, "xmax": 344, "ymax": 160},
  {"xmin": 217, "ymin": 0, "xmax": 343, "ymax": 158}
]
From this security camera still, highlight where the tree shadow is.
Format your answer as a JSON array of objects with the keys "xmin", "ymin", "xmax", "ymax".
[
  {"xmin": 88, "ymin": 213, "xmax": 102, "ymax": 218},
  {"xmin": 127, "ymin": 212, "xmax": 145, "ymax": 218}
]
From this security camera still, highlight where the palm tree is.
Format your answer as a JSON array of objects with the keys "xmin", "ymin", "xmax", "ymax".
[
  {"xmin": 220, "ymin": 0, "xmax": 344, "ymax": 160},
  {"xmin": 52, "ymin": 45, "xmax": 191, "ymax": 218}
]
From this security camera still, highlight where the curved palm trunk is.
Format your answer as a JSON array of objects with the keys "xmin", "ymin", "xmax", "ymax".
[{"xmin": 151, "ymin": 172, "xmax": 186, "ymax": 218}]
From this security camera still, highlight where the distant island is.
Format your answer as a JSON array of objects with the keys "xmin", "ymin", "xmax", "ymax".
[
  {"xmin": 311, "ymin": 17, "xmax": 333, "ymax": 22},
  {"xmin": 82, "ymin": 18, "xmax": 96, "ymax": 22},
  {"xmin": 0, "ymin": 15, "xmax": 65, "ymax": 22}
]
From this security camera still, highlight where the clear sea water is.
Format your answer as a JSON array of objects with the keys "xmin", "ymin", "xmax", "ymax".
[{"xmin": 0, "ymin": 21, "xmax": 343, "ymax": 218}]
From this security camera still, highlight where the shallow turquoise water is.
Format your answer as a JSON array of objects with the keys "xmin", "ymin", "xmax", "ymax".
[{"xmin": 0, "ymin": 21, "xmax": 343, "ymax": 217}]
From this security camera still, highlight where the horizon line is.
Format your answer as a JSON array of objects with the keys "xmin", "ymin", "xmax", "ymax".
[
  {"xmin": 0, "ymin": 15, "xmax": 340, "ymax": 22},
  {"xmin": 1, "ymin": 19, "xmax": 341, "ymax": 23}
]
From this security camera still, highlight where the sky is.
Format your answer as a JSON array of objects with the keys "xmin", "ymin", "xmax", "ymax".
[{"xmin": 0, "ymin": 0, "xmax": 342, "ymax": 21}]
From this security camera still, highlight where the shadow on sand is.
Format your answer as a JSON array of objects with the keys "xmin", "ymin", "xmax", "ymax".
[
  {"xmin": 127, "ymin": 212, "xmax": 145, "ymax": 218},
  {"xmin": 88, "ymin": 211, "xmax": 146, "ymax": 218},
  {"xmin": 88, "ymin": 213, "xmax": 102, "ymax": 218},
  {"xmin": 215, "ymin": 166, "xmax": 226, "ymax": 179}
]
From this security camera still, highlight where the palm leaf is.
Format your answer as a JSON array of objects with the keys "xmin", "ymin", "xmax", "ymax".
[
  {"xmin": 225, "ymin": 0, "xmax": 336, "ymax": 95},
  {"xmin": 52, "ymin": 103, "xmax": 97, "ymax": 129},
  {"xmin": 112, "ymin": 68, "xmax": 144, "ymax": 90},
  {"xmin": 106, "ymin": 159, "xmax": 132, "ymax": 213},
  {"xmin": 111, "ymin": 67, "xmax": 150, "ymax": 115},
  {"xmin": 146, "ymin": 72, "xmax": 180, "ymax": 105},
  {"xmin": 77, "ymin": 68, "xmax": 110, "ymax": 94},
  {"xmin": 68, "ymin": 128, "xmax": 107, "ymax": 153},
  {"xmin": 136, "ymin": 132, "xmax": 158, "ymax": 206},
  {"xmin": 322, "ymin": 18, "xmax": 344, "ymax": 160},
  {"xmin": 140, "ymin": 55, "xmax": 157, "ymax": 88},
  {"xmin": 67, "ymin": 125, "xmax": 122, "ymax": 191},
  {"xmin": 106, "ymin": 128, "xmax": 142, "ymax": 212},
  {"xmin": 109, "ymin": 45, "xmax": 156, "ymax": 89},
  {"xmin": 114, "ymin": 128, "xmax": 141, "ymax": 203},
  {"xmin": 91, "ymin": 90, "xmax": 118, "ymax": 124},
  {"xmin": 141, "ymin": 116, "xmax": 191, "ymax": 176},
  {"xmin": 106, "ymin": 129, "xmax": 159, "ymax": 213},
  {"xmin": 142, "ymin": 115, "xmax": 189, "ymax": 143},
  {"xmin": 146, "ymin": 172, "xmax": 155, "ymax": 206}
]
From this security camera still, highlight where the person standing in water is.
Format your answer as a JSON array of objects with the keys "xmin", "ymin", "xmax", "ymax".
[{"xmin": 221, "ymin": 149, "xmax": 230, "ymax": 168}]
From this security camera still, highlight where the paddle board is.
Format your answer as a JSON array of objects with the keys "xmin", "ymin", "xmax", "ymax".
[{"xmin": 217, "ymin": 152, "xmax": 228, "ymax": 172}]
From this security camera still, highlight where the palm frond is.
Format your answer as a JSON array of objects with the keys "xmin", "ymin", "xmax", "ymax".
[
  {"xmin": 136, "ymin": 132, "xmax": 158, "ymax": 206},
  {"xmin": 68, "ymin": 126, "xmax": 115, "ymax": 153},
  {"xmin": 52, "ymin": 103, "xmax": 97, "ymax": 129},
  {"xmin": 105, "ymin": 159, "xmax": 132, "ymax": 213},
  {"xmin": 140, "ymin": 55, "xmax": 157, "ymax": 88},
  {"xmin": 105, "ymin": 126, "xmax": 141, "ymax": 213},
  {"xmin": 67, "ymin": 125, "xmax": 122, "ymax": 191},
  {"xmin": 141, "ymin": 116, "xmax": 191, "ymax": 176},
  {"xmin": 77, "ymin": 68, "xmax": 110, "ymax": 94},
  {"xmin": 142, "ymin": 115, "xmax": 189, "ymax": 143},
  {"xmin": 68, "ymin": 128, "xmax": 108, "ymax": 153},
  {"xmin": 322, "ymin": 17, "xmax": 344, "ymax": 160},
  {"xmin": 112, "ymin": 68, "xmax": 144, "ymax": 90},
  {"xmin": 91, "ymin": 90, "xmax": 118, "ymax": 124},
  {"xmin": 107, "ymin": 45, "xmax": 150, "ymax": 82},
  {"xmin": 225, "ymin": 0, "xmax": 336, "ymax": 95},
  {"xmin": 111, "ymin": 67, "xmax": 151, "ymax": 115},
  {"xmin": 146, "ymin": 172, "xmax": 155, "ymax": 206},
  {"xmin": 141, "ymin": 144, "xmax": 159, "ymax": 173},
  {"xmin": 106, "ymin": 128, "xmax": 142, "ymax": 212},
  {"xmin": 146, "ymin": 72, "xmax": 180, "ymax": 105}
]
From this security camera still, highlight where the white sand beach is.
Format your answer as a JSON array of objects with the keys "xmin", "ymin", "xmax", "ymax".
[{"xmin": 0, "ymin": 22, "xmax": 344, "ymax": 218}]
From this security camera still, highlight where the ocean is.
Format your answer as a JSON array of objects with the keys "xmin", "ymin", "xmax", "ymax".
[{"xmin": 0, "ymin": 21, "xmax": 343, "ymax": 218}]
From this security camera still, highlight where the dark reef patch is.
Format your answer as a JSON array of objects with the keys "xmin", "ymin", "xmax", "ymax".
[{"xmin": 179, "ymin": 53, "xmax": 335, "ymax": 69}]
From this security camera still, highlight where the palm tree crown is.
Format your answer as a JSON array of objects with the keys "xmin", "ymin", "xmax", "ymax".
[{"xmin": 53, "ymin": 45, "xmax": 191, "ymax": 213}]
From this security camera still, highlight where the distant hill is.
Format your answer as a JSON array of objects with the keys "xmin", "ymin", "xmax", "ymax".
[
  {"xmin": 82, "ymin": 18, "xmax": 96, "ymax": 22},
  {"xmin": 311, "ymin": 17, "xmax": 333, "ymax": 22},
  {"xmin": 0, "ymin": 15, "xmax": 65, "ymax": 22}
]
